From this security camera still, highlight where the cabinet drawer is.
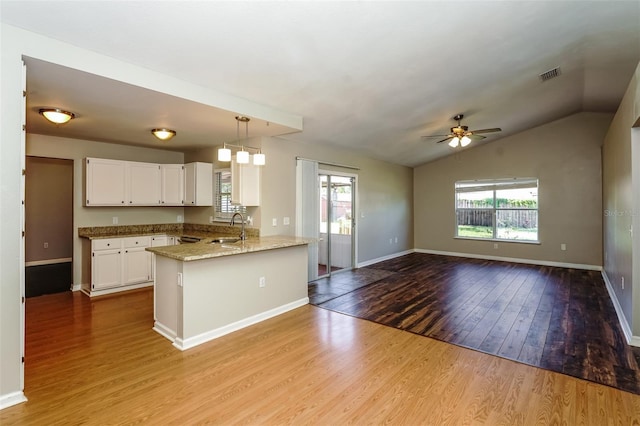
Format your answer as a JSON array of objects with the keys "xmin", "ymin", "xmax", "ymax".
[
  {"xmin": 123, "ymin": 236, "xmax": 150, "ymax": 248},
  {"xmin": 92, "ymin": 238, "xmax": 121, "ymax": 251}
]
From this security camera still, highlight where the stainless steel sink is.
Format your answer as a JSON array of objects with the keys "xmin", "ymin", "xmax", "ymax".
[{"xmin": 210, "ymin": 237, "xmax": 241, "ymax": 244}]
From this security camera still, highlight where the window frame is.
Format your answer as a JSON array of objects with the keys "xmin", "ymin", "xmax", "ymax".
[
  {"xmin": 213, "ymin": 169, "xmax": 245, "ymax": 221},
  {"xmin": 454, "ymin": 178, "xmax": 539, "ymax": 244}
]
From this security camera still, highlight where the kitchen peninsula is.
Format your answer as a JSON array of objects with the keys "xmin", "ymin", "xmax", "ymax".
[{"xmin": 147, "ymin": 234, "xmax": 310, "ymax": 350}]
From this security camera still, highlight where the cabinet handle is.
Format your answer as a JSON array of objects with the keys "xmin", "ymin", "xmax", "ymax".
[{"xmin": 107, "ymin": 243, "xmax": 110, "ymax": 247}]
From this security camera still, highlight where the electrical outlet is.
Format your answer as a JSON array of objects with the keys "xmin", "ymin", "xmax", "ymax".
[
  {"xmin": 389, "ymin": 238, "xmax": 393, "ymax": 244},
  {"xmin": 177, "ymin": 215, "xmax": 183, "ymax": 223},
  {"xmin": 43, "ymin": 242, "xmax": 48, "ymax": 249},
  {"xmin": 177, "ymin": 272, "xmax": 183, "ymax": 287},
  {"xmin": 259, "ymin": 276, "xmax": 266, "ymax": 288},
  {"xmin": 622, "ymin": 276, "xmax": 625, "ymax": 290},
  {"xmin": 493, "ymin": 243, "xmax": 499, "ymax": 249},
  {"xmin": 561, "ymin": 243, "xmax": 566, "ymax": 251},
  {"xmin": 112, "ymin": 216, "xmax": 118, "ymax": 225},
  {"xmin": 395, "ymin": 237, "xmax": 398, "ymax": 244},
  {"xmin": 272, "ymin": 218, "xmax": 277, "ymax": 227},
  {"xmin": 283, "ymin": 217, "xmax": 290, "ymax": 226}
]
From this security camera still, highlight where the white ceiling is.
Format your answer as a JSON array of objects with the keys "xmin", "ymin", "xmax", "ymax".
[{"xmin": 2, "ymin": 1, "xmax": 639, "ymax": 167}]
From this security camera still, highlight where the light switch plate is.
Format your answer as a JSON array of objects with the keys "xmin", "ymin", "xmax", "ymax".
[
  {"xmin": 283, "ymin": 217, "xmax": 290, "ymax": 225},
  {"xmin": 272, "ymin": 218, "xmax": 277, "ymax": 226}
]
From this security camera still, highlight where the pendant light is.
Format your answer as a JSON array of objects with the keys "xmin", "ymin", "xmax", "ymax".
[{"xmin": 217, "ymin": 116, "xmax": 266, "ymax": 165}]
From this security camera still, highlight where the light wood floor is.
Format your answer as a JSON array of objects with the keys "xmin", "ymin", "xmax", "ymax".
[{"xmin": 2, "ymin": 289, "xmax": 640, "ymax": 425}]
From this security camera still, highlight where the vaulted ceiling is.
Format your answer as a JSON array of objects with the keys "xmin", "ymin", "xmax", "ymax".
[{"xmin": 2, "ymin": 1, "xmax": 639, "ymax": 167}]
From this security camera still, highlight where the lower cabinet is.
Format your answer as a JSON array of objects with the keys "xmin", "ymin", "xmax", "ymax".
[
  {"xmin": 87, "ymin": 236, "xmax": 152, "ymax": 296},
  {"xmin": 85, "ymin": 234, "xmax": 178, "ymax": 297}
]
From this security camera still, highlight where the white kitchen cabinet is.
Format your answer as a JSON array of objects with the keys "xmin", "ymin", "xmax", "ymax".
[
  {"xmin": 127, "ymin": 162, "xmax": 161, "ymax": 206},
  {"xmin": 161, "ymin": 164, "xmax": 184, "ymax": 206},
  {"xmin": 86, "ymin": 236, "xmax": 152, "ymax": 296},
  {"xmin": 91, "ymin": 238, "xmax": 122, "ymax": 291},
  {"xmin": 92, "ymin": 248, "xmax": 122, "ymax": 290},
  {"xmin": 231, "ymin": 157, "xmax": 261, "ymax": 206},
  {"xmin": 184, "ymin": 162, "xmax": 213, "ymax": 206},
  {"xmin": 85, "ymin": 158, "xmax": 126, "ymax": 206}
]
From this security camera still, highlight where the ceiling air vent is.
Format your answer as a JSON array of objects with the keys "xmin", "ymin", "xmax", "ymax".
[{"xmin": 539, "ymin": 67, "xmax": 561, "ymax": 82}]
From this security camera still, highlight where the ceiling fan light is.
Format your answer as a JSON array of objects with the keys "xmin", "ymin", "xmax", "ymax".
[
  {"xmin": 236, "ymin": 150, "xmax": 250, "ymax": 164},
  {"xmin": 448, "ymin": 137, "xmax": 460, "ymax": 148},
  {"xmin": 151, "ymin": 128, "xmax": 176, "ymax": 141},
  {"xmin": 39, "ymin": 108, "xmax": 75, "ymax": 124},
  {"xmin": 218, "ymin": 146, "xmax": 231, "ymax": 162},
  {"xmin": 460, "ymin": 136, "xmax": 472, "ymax": 147},
  {"xmin": 253, "ymin": 152, "xmax": 266, "ymax": 166}
]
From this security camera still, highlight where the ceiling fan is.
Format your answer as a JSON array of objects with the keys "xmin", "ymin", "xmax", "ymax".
[{"xmin": 422, "ymin": 114, "xmax": 502, "ymax": 148}]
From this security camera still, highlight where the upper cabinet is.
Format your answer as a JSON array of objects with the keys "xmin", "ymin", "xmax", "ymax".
[
  {"xmin": 85, "ymin": 158, "xmax": 206, "ymax": 207},
  {"xmin": 184, "ymin": 162, "xmax": 213, "ymax": 206},
  {"xmin": 160, "ymin": 164, "xmax": 184, "ymax": 206},
  {"xmin": 86, "ymin": 158, "xmax": 127, "ymax": 206},
  {"xmin": 127, "ymin": 161, "xmax": 161, "ymax": 206},
  {"xmin": 231, "ymin": 156, "xmax": 261, "ymax": 206}
]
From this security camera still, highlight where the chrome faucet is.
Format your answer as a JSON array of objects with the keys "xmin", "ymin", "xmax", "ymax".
[{"xmin": 230, "ymin": 212, "xmax": 246, "ymax": 241}]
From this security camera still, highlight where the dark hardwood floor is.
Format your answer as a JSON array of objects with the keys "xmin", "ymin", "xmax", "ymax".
[{"xmin": 309, "ymin": 252, "xmax": 640, "ymax": 395}]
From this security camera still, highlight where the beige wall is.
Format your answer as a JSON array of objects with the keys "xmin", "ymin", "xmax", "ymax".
[
  {"xmin": 186, "ymin": 136, "xmax": 414, "ymax": 264},
  {"xmin": 25, "ymin": 157, "xmax": 74, "ymax": 263},
  {"xmin": 414, "ymin": 112, "xmax": 610, "ymax": 267},
  {"xmin": 602, "ymin": 61, "xmax": 640, "ymax": 337},
  {"xmin": 27, "ymin": 134, "xmax": 185, "ymax": 286}
]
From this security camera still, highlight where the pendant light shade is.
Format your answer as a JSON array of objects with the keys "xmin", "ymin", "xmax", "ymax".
[
  {"xmin": 236, "ymin": 149, "xmax": 250, "ymax": 164},
  {"xmin": 448, "ymin": 137, "xmax": 460, "ymax": 148},
  {"xmin": 151, "ymin": 128, "xmax": 176, "ymax": 141},
  {"xmin": 460, "ymin": 136, "xmax": 472, "ymax": 147},
  {"xmin": 39, "ymin": 108, "xmax": 75, "ymax": 124},
  {"xmin": 218, "ymin": 146, "xmax": 232, "ymax": 162},
  {"xmin": 253, "ymin": 152, "xmax": 266, "ymax": 166}
]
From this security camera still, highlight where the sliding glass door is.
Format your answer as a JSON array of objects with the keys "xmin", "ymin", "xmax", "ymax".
[{"xmin": 318, "ymin": 174, "xmax": 354, "ymax": 278}]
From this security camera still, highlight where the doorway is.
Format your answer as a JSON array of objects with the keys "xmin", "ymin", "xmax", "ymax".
[
  {"xmin": 25, "ymin": 156, "xmax": 74, "ymax": 297},
  {"xmin": 318, "ymin": 173, "xmax": 355, "ymax": 278}
]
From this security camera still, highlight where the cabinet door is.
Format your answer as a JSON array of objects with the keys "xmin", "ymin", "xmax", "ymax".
[
  {"xmin": 151, "ymin": 235, "xmax": 168, "ymax": 247},
  {"xmin": 231, "ymin": 157, "xmax": 261, "ymax": 206},
  {"xmin": 123, "ymin": 247, "xmax": 152, "ymax": 285},
  {"xmin": 161, "ymin": 164, "xmax": 184, "ymax": 206},
  {"xmin": 86, "ymin": 158, "xmax": 126, "ymax": 206},
  {"xmin": 184, "ymin": 162, "xmax": 213, "ymax": 206},
  {"xmin": 128, "ymin": 162, "xmax": 161, "ymax": 205},
  {"xmin": 92, "ymin": 248, "xmax": 122, "ymax": 290}
]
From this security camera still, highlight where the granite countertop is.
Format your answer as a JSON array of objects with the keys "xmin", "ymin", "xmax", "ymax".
[{"xmin": 146, "ymin": 235, "xmax": 312, "ymax": 262}]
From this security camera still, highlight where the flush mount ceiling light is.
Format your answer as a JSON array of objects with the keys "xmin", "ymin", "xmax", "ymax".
[
  {"xmin": 151, "ymin": 128, "xmax": 177, "ymax": 141},
  {"xmin": 422, "ymin": 114, "xmax": 502, "ymax": 148},
  {"xmin": 217, "ymin": 116, "xmax": 266, "ymax": 166},
  {"xmin": 39, "ymin": 108, "xmax": 75, "ymax": 125}
]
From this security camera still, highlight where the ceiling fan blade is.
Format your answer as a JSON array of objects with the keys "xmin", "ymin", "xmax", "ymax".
[
  {"xmin": 471, "ymin": 128, "xmax": 502, "ymax": 134},
  {"xmin": 436, "ymin": 137, "xmax": 454, "ymax": 144},
  {"xmin": 469, "ymin": 134, "xmax": 486, "ymax": 141},
  {"xmin": 421, "ymin": 134, "xmax": 452, "ymax": 139}
]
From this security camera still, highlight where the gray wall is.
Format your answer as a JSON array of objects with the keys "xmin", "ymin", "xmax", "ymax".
[
  {"xmin": 185, "ymin": 136, "xmax": 415, "ymax": 265},
  {"xmin": 414, "ymin": 112, "xmax": 611, "ymax": 267},
  {"xmin": 602, "ymin": 61, "xmax": 640, "ymax": 337},
  {"xmin": 25, "ymin": 157, "xmax": 74, "ymax": 263}
]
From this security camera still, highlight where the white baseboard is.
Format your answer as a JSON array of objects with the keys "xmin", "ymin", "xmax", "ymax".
[
  {"xmin": 414, "ymin": 249, "xmax": 602, "ymax": 271},
  {"xmin": 81, "ymin": 282, "xmax": 153, "ymax": 297},
  {"xmin": 174, "ymin": 297, "xmax": 309, "ymax": 351},
  {"xmin": 72, "ymin": 284, "xmax": 82, "ymax": 292},
  {"xmin": 601, "ymin": 270, "xmax": 637, "ymax": 346},
  {"xmin": 0, "ymin": 391, "xmax": 27, "ymax": 410},
  {"xmin": 153, "ymin": 321, "xmax": 177, "ymax": 342},
  {"xmin": 357, "ymin": 249, "xmax": 415, "ymax": 268}
]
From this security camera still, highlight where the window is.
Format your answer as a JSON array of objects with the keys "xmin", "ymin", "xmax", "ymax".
[
  {"xmin": 455, "ymin": 178, "xmax": 538, "ymax": 242},
  {"xmin": 214, "ymin": 169, "xmax": 245, "ymax": 220}
]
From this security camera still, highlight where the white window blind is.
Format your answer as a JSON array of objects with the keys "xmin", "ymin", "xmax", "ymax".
[{"xmin": 214, "ymin": 169, "xmax": 246, "ymax": 220}]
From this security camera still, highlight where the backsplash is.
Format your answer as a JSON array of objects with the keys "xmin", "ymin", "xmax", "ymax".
[{"xmin": 78, "ymin": 223, "xmax": 259, "ymax": 238}]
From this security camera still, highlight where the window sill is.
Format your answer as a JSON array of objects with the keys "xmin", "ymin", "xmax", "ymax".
[{"xmin": 454, "ymin": 237, "xmax": 541, "ymax": 245}]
